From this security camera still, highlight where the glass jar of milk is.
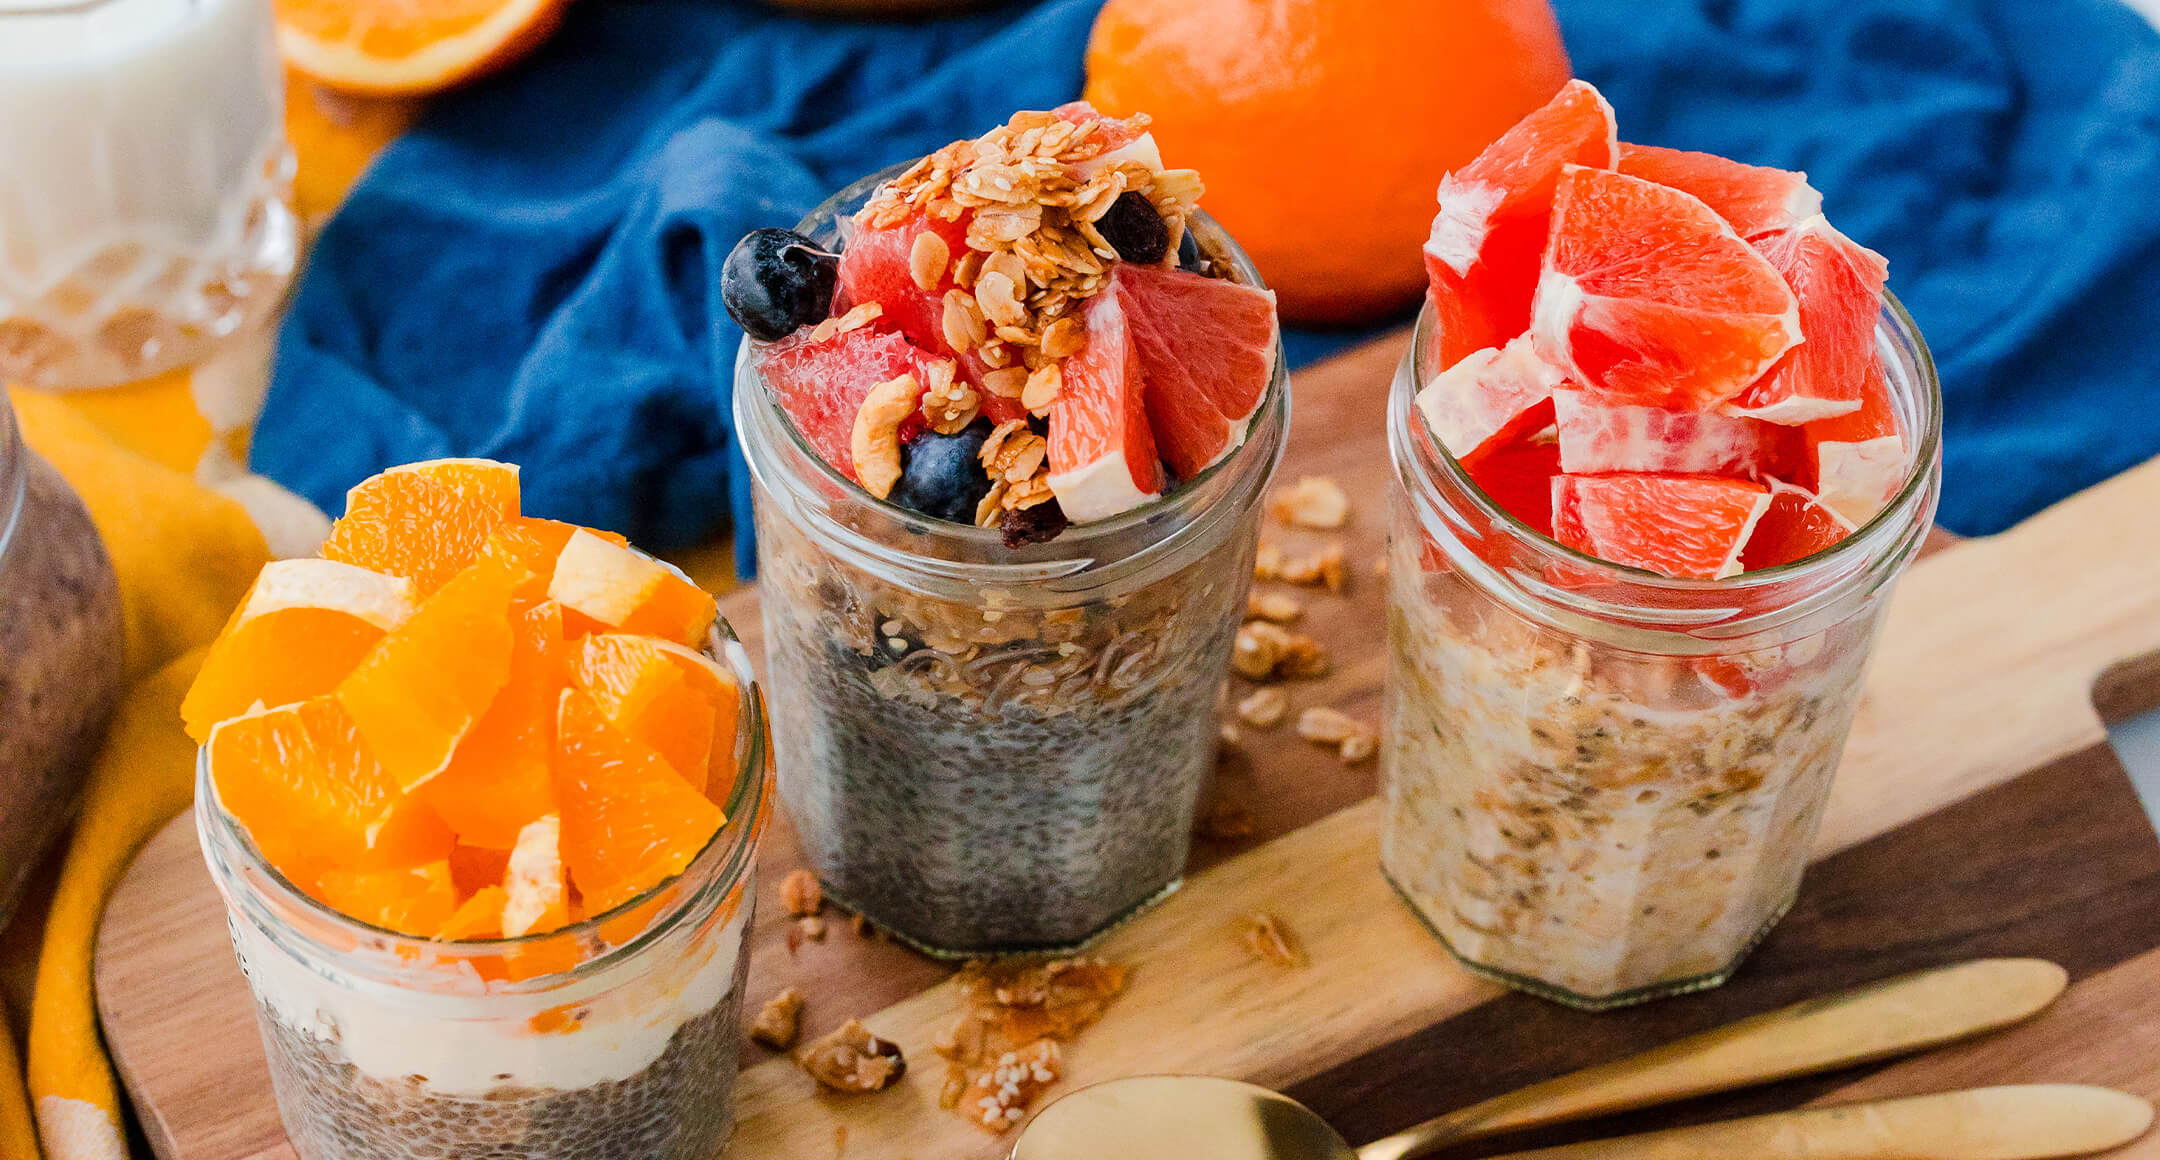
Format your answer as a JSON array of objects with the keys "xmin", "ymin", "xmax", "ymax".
[{"xmin": 0, "ymin": 0, "xmax": 298, "ymax": 390}]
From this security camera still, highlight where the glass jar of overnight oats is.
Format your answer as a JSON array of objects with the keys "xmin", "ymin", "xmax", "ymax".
[
  {"xmin": 736, "ymin": 178, "xmax": 1287, "ymax": 958},
  {"xmin": 0, "ymin": 394, "xmax": 123, "ymax": 925},
  {"xmin": 1380, "ymin": 296, "xmax": 1941, "ymax": 1010},
  {"xmin": 198, "ymin": 631, "xmax": 772, "ymax": 1160}
]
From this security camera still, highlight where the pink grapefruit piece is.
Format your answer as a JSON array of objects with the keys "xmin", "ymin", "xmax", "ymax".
[
  {"xmin": 1531, "ymin": 166, "xmax": 1802, "ymax": 411},
  {"xmin": 1465, "ymin": 427, "xmax": 1563, "ymax": 538},
  {"xmin": 1424, "ymin": 79, "xmax": 1618, "ymax": 371},
  {"xmin": 1804, "ymin": 355, "xmax": 1906, "ymax": 527},
  {"xmin": 1046, "ymin": 282, "xmax": 1165, "ymax": 520},
  {"xmin": 1052, "ymin": 100, "xmax": 1162, "ymax": 175},
  {"xmin": 1116, "ymin": 262, "xmax": 1279, "ymax": 480},
  {"xmin": 1615, "ymin": 143, "xmax": 1822, "ymax": 238},
  {"xmin": 1550, "ymin": 473, "xmax": 1771, "ymax": 579},
  {"xmin": 834, "ymin": 212, "xmax": 1029, "ymax": 426},
  {"xmin": 1723, "ymin": 217, "xmax": 1890, "ymax": 425},
  {"xmin": 1415, "ymin": 333, "xmax": 1563, "ymax": 463},
  {"xmin": 1740, "ymin": 478, "xmax": 1857, "ymax": 570},
  {"xmin": 1552, "ymin": 389, "xmax": 1796, "ymax": 477},
  {"xmin": 756, "ymin": 324, "xmax": 939, "ymax": 481}
]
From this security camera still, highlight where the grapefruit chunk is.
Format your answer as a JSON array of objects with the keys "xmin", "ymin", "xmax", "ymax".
[
  {"xmin": 1415, "ymin": 334, "xmax": 1562, "ymax": 463},
  {"xmin": 1724, "ymin": 218, "xmax": 1890, "ymax": 424},
  {"xmin": 1532, "ymin": 166, "xmax": 1801, "ymax": 410},
  {"xmin": 1465, "ymin": 427, "xmax": 1562, "ymax": 537},
  {"xmin": 1053, "ymin": 100, "xmax": 1162, "ymax": 176},
  {"xmin": 1805, "ymin": 355, "xmax": 1906, "ymax": 527},
  {"xmin": 1553, "ymin": 389, "xmax": 1794, "ymax": 477},
  {"xmin": 757, "ymin": 324, "xmax": 941, "ymax": 480},
  {"xmin": 1551, "ymin": 473, "xmax": 1770, "ymax": 579},
  {"xmin": 1425, "ymin": 79, "xmax": 1618, "ymax": 370},
  {"xmin": 1616, "ymin": 144, "xmax": 1821, "ymax": 238},
  {"xmin": 1046, "ymin": 281, "xmax": 1166, "ymax": 520},
  {"xmin": 1741, "ymin": 479, "xmax": 1857, "ymax": 570},
  {"xmin": 1116, "ymin": 263, "xmax": 1278, "ymax": 479},
  {"xmin": 833, "ymin": 214, "xmax": 1032, "ymax": 427}
]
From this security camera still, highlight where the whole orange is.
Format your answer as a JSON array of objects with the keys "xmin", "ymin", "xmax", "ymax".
[{"xmin": 1084, "ymin": 0, "xmax": 1572, "ymax": 324}]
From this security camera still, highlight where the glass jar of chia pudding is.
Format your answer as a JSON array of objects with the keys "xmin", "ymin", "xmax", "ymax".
[
  {"xmin": 736, "ymin": 177, "xmax": 1287, "ymax": 959},
  {"xmin": 1380, "ymin": 296, "xmax": 1941, "ymax": 1010},
  {"xmin": 0, "ymin": 394, "xmax": 123, "ymax": 925},
  {"xmin": 197, "ymin": 630, "xmax": 773, "ymax": 1160}
]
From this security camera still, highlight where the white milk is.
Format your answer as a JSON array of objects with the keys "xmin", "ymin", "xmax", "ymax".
[{"xmin": 0, "ymin": 0, "xmax": 296, "ymax": 389}]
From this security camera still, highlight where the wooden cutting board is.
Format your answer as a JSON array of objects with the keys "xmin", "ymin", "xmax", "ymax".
[{"xmin": 96, "ymin": 329, "xmax": 2160, "ymax": 1159}]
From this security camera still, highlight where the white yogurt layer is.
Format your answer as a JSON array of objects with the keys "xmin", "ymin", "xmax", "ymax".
[{"xmin": 233, "ymin": 904, "xmax": 748, "ymax": 1096}]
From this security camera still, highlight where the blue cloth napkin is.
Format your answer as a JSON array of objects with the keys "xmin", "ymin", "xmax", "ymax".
[{"xmin": 255, "ymin": 0, "xmax": 2160, "ymax": 573}]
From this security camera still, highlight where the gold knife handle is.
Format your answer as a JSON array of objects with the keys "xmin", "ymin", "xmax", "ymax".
[
  {"xmin": 1356, "ymin": 958, "xmax": 2068, "ymax": 1160},
  {"xmin": 1482, "ymin": 1085, "xmax": 2153, "ymax": 1160}
]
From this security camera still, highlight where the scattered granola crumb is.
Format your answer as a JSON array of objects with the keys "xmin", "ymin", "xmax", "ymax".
[
  {"xmin": 1235, "ymin": 686, "xmax": 1289, "ymax": 728},
  {"xmin": 781, "ymin": 868, "xmax": 823, "ymax": 917},
  {"xmin": 749, "ymin": 988, "xmax": 806, "ymax": 1050},
  {"xmin": 1219, "ymin": 721, "xmax": 1241, "ymax": 746},
  {"xmin": 1278, "ymin": 544, "xmax": 1347, "ymax": 591},
  {"xmin": 1241, "ymin": 912, "xmax": 1307, "ymax": 968},
  {"xmin": 1277, "ymin": 635, "xmax": 1330, "ymax": 680},
  {"xmin": 1269, "ymin": 476, "xmax": 1350, "ymax": 529},
  {"xmin": 934, "ymin": 958, "xmax": 1128, "ymax": 1132},
  {"xmin": 1338, "ymin": 732, "xmax": 1375, "ymax": 764},
  {"xmin": 796, "ymin": 1019, "xmax": 907, "ymax": 1094},
  {"xmin": 798, "ymin": 914, "xmax": 829, "ymax": 942},
  {"xmin": 1253, "ymin": 542, "xmax": 1284, "ymax": 582},
  {"xmin": 1234, "ymin": 622, "xmax": 1329, "ymax": 681},
  {"xmin": 1246, "ymin": 591, "xmax": 1302, "ymax": 624},
  {"xmin": 1194, "ymin": 792, "xmax": 1256, "ymax": 841},
  {"xmin": 1296, "ymin": 706, "xmax": 1364, "ymax": 743},
  {"xmin": 851, "ymin": 912, "xmax": 876, "ymax": 939}
]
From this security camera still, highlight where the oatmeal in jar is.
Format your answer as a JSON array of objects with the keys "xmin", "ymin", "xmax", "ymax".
[
  {"xmin": 1381, "ymin": 81, "xmax": 1940, "ymax": 1007},
  {"xmin": 731, "ymin": 104, "xmax": 1286, "ymax": 955}
]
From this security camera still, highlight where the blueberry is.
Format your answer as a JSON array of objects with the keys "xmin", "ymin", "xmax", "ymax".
[
  {"xmin": 1097, "ymin": 191, "xmax": 1169, "ymax": 265},
  {"xmin": 889, "ymin": 421, "xmax": 994, "ymax": 523},
  {"xmin": 1176, "ymin": 228, "xmax": 1212, "ymax": 276},
  {"xmin": 722, "ymin": 228, "xmax": 839, "ymax": 342}
]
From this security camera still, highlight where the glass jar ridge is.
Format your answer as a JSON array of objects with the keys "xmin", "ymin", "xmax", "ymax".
[{"xmin": 1380, "ymin": 296, "xmax": 1942, "ymax": 1009}]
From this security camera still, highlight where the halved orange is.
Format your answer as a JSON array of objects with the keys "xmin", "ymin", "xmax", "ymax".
[
  {"xmin": 548, "ymin": 529, "xmax": 717, "ymax": 648},
  {"xmin": 182, "ymin": 558, "xmax": 416, "ymax": 743},
  {"xmin": 567, "ymin": 634, "xmax": 717, "ymax": 793},
  {"xmin": 418, "ymin": 599, "xmax": 564, "ymax": 847},
  {"xmin": 1531, "ymin": 165, "xmax": 1801, "ymax": 411},
  {"xmin": 322, "ymin": 459, "xmax": 522, "ymax": 595},
  {"xmin": 337, "ymin": 552, "xmax": 530, "ymax": 792},
  {"xmin": 317, "ymin": 859, "xmax": 460, "ymax": 937},
  {"xmin": 207, "ymin": 697, "xmax": 450, "ymax": 884},
  {"xmin": 276, "ymin": 0, "xmax": 569, "ymax": 98},
  {"xmin": 554, "ymin": 689, "xmax": 725, "ymax": 915}
]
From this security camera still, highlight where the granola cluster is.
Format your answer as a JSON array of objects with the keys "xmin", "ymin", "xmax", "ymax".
[{"xmin": 932, "ymin": 957, "xmax": 1130, "ymax": 1132}]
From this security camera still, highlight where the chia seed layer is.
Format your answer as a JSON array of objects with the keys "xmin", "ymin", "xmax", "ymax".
[
  {"xmin": 256, "ymin": 945, "xmax": 750, "ymax": 1160},
  {"xmin": 1379, "ymin": 531, "xmax": 1878, "ymax": 1007},
  {"xmin": 756, "ymin": 493, "xmax": 1255, "ymax": 956},
  {"xmin": 0, "ymin": 450, "xmax": 121, "ymax": 926}
]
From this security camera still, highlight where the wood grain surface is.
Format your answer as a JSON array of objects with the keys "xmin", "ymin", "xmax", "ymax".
[{"xmin": 95, "ymin": 328, "xmax": 2160, "ymax": 1159}]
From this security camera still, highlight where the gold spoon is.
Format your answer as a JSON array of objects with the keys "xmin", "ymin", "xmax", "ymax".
[{"xmin": 1011, "ymin": 958, "xmax": 2071, "ymax": 1160}]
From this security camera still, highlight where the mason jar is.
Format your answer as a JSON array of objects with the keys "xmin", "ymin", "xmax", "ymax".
[
  {"xmin": 735, "ymin": 176, "xmax": 1288, "ymax": 958},
  {"xmin": 0, "ymin": 393, "xmax": 123, "ymax": 925},
  {"xmin": 197, "ymin": 627, "xmax": 772, "ymax": 1160},
  {"xmin": 1380, "ymin": 295, "xmax": 1941, "ymax": 1010}
]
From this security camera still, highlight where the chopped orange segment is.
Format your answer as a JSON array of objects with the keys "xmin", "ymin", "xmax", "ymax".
[
  {"xmin": 549, "ymin": 529, "xmax": 717, "ymax": 648},
  {"xmin": 317, "ymin": 859, "xmax": 460, "ymax": 937},
  {"xmin": 449, "ymin": 843, "xmax": 512, "ymax": 896},
  {"xmin": 338, "ymin": 553, "xmax": 529, "ymax": 792},
  {"xmin": 568, "ymin": 634, "xmax": 716, "ymax": 792},
  {"xmin": 438, "ymin": 885, "xmax": 508, "ymax": 941},
  {"xmin": 482, "ymin": 518, "xmax": 630, "ymax": 603},
  {"xmin": 418, "ymin": 599, "xmax": 565, "ymax": 847},
  {"xmin": 555, "ymin": 689, "xmax": 725, "ymax": 914},
  {"xmin": 182, "ymin": 559, "xmax": 416, "ymax": 743},
  {"xmin": 207, "ymin": 697, "xmax": 450, "ymax": 880},
  {"xmin": 322, "ymin": 459, "xmax": 521, "ymax": 595},
  {"xmin": 503, "ymin": 814, "xmax": 570, "ymax": 937},
  {"xmin": 646, "ymin": 639, "xmax": 743, "ymax": 801}
]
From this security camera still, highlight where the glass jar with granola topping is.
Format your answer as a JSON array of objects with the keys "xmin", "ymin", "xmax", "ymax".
[
  {"xmin": 736, "ymin": 176, "xmax": 1287, "ymax": 957},
  {"xmin": 1380, "ymin": 297, "xmax": 1940, "ymax": 1009}
]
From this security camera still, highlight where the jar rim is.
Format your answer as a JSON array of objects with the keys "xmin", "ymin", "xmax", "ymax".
[
  {"xmin": 734, "ymin": 162, "xmax": 1289, "ymax": 575},
  {"xmin": 1390, "ymin": 292, "xmax": 1944, "ymax": 635},
  {"xmin": 196, "ymin": 610, "xmax": 773, "ymax": 990}
]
